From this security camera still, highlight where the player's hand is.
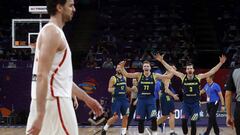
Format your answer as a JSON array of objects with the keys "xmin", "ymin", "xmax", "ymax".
[
  {"xmin": 26, "ymin": 115, "xmax": 44, "ymax": 135},
  {"xmin": 219, "ymin": 54, "xmax": 227, "ymax": 64},
  {"xmin": 226, "ymin": 115, "xmax": 234, "ymax": 129},
  {"xmin": 85, "ymin": 97, "xmax": 103, "ymax": 117},
  {"xmin": 153, "ymin": 53, "xmax": 165, "ymax": 62},
  {"xmin": 73, "ymin": 97, "xmax": 79, "ymax": 110},
  {"xmin": 173, "ymin": 94, "xmax": 179, "ymax": 101},
  {"xmin": 118, "ymin": 61, "xmax": 126, "ymax": 68}
]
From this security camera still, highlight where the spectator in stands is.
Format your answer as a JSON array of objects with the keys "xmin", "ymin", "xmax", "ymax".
[
  {"xmin": 85, "ymin": 48, "xmax": 95, "ymax": 62},
  {"xmin": 226, "ymin": 44, "xmax": 237, "ymax": 54},
  {"xmin": 102, "ymin": 57, "xmax": 114, "ymax": 69},
  {"xmin": 230, "ymin": 58, "xmax": 237, "ymax": 68},
  {"xmin": 141, "ymin": 51, "xmax": 152, "ymax": 61},
  {"xmin": 86, "ymin": 57, "xmax": 97, "ymax": 68},
  {"xmin": 131, "ymin": 56, "xmax": 142, "ymax": 68}
]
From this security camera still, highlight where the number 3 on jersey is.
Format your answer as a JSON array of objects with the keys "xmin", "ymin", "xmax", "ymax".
[{"xmin": 189, "ymin": 86, "xmax": 193, "ymax": 92}]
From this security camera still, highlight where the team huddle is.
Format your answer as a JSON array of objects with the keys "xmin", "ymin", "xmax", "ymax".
[{"xmin": 101, "ymin": 53, "xmax": 226, "ymax": 135}]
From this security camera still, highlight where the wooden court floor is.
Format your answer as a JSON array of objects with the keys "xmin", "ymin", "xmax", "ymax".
[{"xmin": 0, "ymin": 126, "xmax": 236, "ymax": 135}]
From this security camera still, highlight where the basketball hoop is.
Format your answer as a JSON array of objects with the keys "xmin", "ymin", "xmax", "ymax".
[{"xmin": 11, "ymin": 6, "xmax": 49, "ymax": 50}]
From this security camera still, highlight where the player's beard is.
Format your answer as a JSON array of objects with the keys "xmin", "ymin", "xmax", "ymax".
[
  {"xmin": 116, "ymin": 71, "xmax": 121, "ymax": 75},
  {"xmin": 62, "ymin": 12, "xmax": 73, "ymax": 23},
  {"xmin": 187, "ymin": 71, "xmax": 194, "ymax": 79}
]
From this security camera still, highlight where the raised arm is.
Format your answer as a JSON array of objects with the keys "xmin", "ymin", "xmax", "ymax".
[
  {"xmin": 119, "ymin": 61, "xmax": 140, "ymax": 79},
  {"xmin": 163, "ymin": 66, "xmax": 177, "ymax": 79},
  {"xmin": 153, "ymin": 53, "xmax": 185, "ymax": 79},
  {"xmin": 161, "ymin": 71, "xmax": 179, "ymax": 100},
  {"xmin": 163, "ymin": 79, "xmax": 179, "ymax": 100},
  {"xmin": 197, "ymin": 55, "xmax": 226, "ymax": 80},
  {"xmin": 154, "ymin": 73, "xmax": 171, "ymax": 80}
]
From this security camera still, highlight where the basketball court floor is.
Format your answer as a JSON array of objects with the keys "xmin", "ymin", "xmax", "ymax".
[{"xmin": 0, "ymin": 126, "xmax": 235, "ymax": 135}]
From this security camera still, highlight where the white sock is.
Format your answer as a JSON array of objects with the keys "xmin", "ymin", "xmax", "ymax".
[
  {"xmin": 170, "ymin": 129, "xmax": 175, "ymax": 133},
  {"xmin": 103, "ymin": 124, "xmax": 109, "ymax": 131},
  {"xmin": 121, "ymin": 128, "xmax": 127, "ymax": 134},
  {"xmin": 152, "ymin": 131, "xmax": 157, "ymax": 135},
  {"xmin": 138, "ymin": 133, "xmax": 144, "ymax": 135}
]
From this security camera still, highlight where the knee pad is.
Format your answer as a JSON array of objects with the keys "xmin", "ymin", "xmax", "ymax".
[
  {"xmin": 138, "ymin": 120, "xmax": 145, "ymax": 133},
  {"xmin": 151, "ymin": 117, "xmax": 157, "ymax": 131}
]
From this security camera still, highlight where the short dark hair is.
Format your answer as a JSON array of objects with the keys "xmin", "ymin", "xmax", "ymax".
[
  {"xmin": 46, "ymin": 0, "xmax": 67, "ymax": 15},
  {"xmin": 186, "ymin": 62, "xmax": 194, "ymax": 67}
]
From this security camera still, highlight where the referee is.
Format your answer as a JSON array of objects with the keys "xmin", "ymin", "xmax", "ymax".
[
  {"xmin": 225, "ymin": 61, "xmax": 240, "ymax": 135},
  {"xmin": 200, "ymin": 75, "xmax": 225, "ymax": 135}
]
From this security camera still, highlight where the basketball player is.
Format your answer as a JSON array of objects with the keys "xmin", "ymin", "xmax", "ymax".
[
  {"xmin": 127, "ymin": 78, "xmax": 138, "ymax": 130},
  {"xmin": 157, "ymin": 66, "xmax": 179, "ymax": 135},
  {"xmin": 119, "ymin": 60, "xmax": 171, "ymax": 135},
  {"xmin": 154, "ymin": 53, "xmax": 226, "ymax": 135},
  {"xmin": 199, "ymin": 75, "xmax": 225, "ymax": 135},
  {"xmin": 26, "ymin": 0, "xmax": 103, "ymax": 135},
  {"xmin": 154, "ymin": 77, "xmax": 161, "ymax": 116},
  {"xmin": 101, "ymin": 65, "xmax": 131, "ymax": 135},
  {"xmin": 225, "ymin": 63, "xmax": 240, "ymax": 135}
]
